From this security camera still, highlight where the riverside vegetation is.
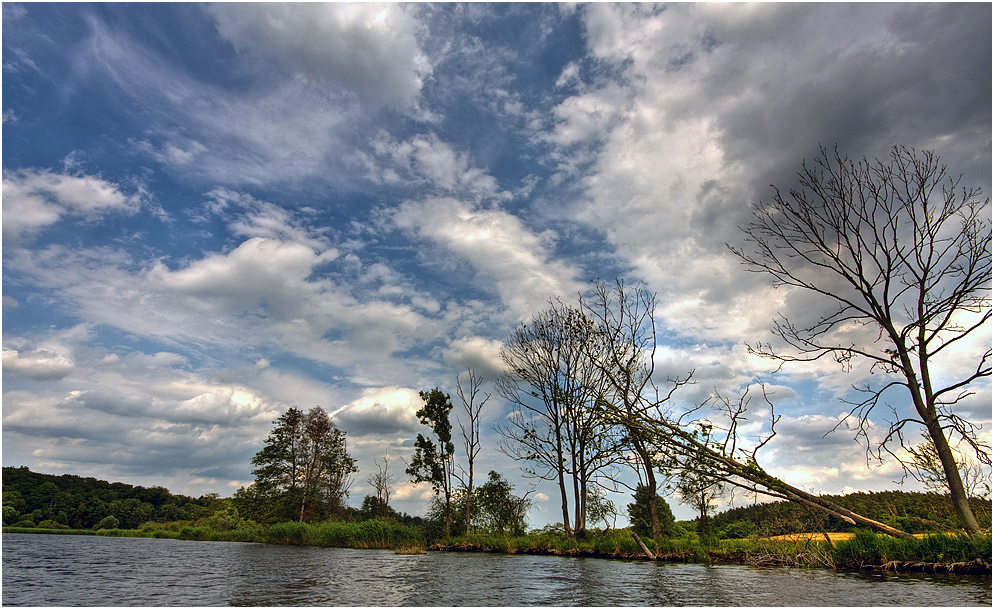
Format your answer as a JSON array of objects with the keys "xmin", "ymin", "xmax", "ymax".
[{"xmin": 5, "ymin": 466, "xmax": 990, "ymax": 572}]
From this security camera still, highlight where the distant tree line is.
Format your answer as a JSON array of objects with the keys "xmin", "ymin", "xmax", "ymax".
[
  {"xmin": 2, "ymin": 466, "xmax": 217, "ymax": 530},
  {"xmin": 708, "ymin": 490, "xmax": 992, "ymax": 539}
]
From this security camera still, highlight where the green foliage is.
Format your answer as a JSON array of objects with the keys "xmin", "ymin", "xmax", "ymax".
[
  {"xmin": 709, "ymin": 490, "xmax": 992, "ymax": 537},
  {"xmin": 2, "ymin": 466, "xmax": 214, "ymax": 530},
  {"xmin": 36, "ymin": 519, "xmax": 71, "ymax": 530},
  {"xmin": 246, "ymin": 407, "xmax": 358, "ymax": 524},
  {"xmin": 832, "ymin": 529, "xmax": 993, "ymax": 564},
  {"xmin": 627, "ymin": 485, "xmax": 679, "ymax": 539},
  {"xmin": 406, "ymin": 388, "xmax": 455, "ymax": 494},
  {"xmin": 264, "ymin": 521, "xmax": 309, "ymax": 544},
  {"xmin": 95, "ymin": 515, "xmax": 120, "ymax": 530}
]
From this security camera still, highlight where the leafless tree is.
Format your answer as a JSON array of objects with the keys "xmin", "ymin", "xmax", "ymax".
[
  {"xmin": 606, "ymin": 384, "xmax": 915, "ymax": 538},
  {"xmin": 455, "ymin": 368, "xmax": 489, "ymax": 536},
  {"xmin": 496, "ymin": 299, "xmax": 624, "ymax": 538},
  {"xmin": 906, "ymin": 432, "xmax": 991, "ymax": 500},
  {"xmin": 580, "ymin": 278, "xmax": 694, "ymax": 547},
  {"xmin": 730, "ymin": 145, "xmax": 991, "ymax": 534},
  {"xmin": 367, "ymin": 453, "xmax": 394, "ymax": 507}
]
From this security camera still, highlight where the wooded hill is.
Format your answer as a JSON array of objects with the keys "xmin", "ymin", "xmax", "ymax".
[
  {"xmin": 707, "ymin": 490, "xmax": 991, "ymax": 538},
  {"xmin": 2, "ymin": 466, "xmax": 214, "ymax": 530}
]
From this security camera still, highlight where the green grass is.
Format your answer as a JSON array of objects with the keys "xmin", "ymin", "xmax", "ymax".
[{"xmin": 832, "ymin": 529, "xmax": 993, "ymax": 564}]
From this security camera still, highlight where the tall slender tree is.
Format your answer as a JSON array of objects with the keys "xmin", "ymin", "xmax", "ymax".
[
  {"xmin": 406, "ymin": 388, "xmax": 456, "ymax": 539},
  {"xmin": 455, "ymin": 368, "xmax": 488, "ymax": 537}
]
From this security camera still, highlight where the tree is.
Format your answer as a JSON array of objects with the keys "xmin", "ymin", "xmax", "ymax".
[
  {"xmin": 473, "ymin": 470, "xmax": 531, "ymax": 536},
  {"xmin": 455, "ymin": 368, "xmax": 489, "ymax": 537},
  {"xmin": 906, "ymin": 432, "xmax": 991, "ymax": 500},
  {"xmin": 585, "ymin": 487, "xmax": 618, "ymax": 530},
  {"xmin": 406, "ymin": 388, "xmax": 456, "ymax": 539},
  {"xmin": 496, "ymin": 299, "xmax": 624, "ymax": 538},
  {"xmin": 367, "ymin": 453, "xmax": 394, "ymax": 508},
  {"xmin": 581, "ymin": 278, "xmax": 694, "ymax": 547},
  {"xmin": 603, "ymin": 384, "xmax": 917, "ymax": 538},
  {"xmin": 248, "ymin": 406, "xmax": 356, "ymax": 522},
  {"xmin": 627, "ymin": 485, "xmax": 678, "ymax": 540},
  {"xmin": 671, "ymin": 468, "xmax": 725, "ymax": 538},
  {"xmin": 730, "ymin": 145, "xmax": 991, "ymax": 535}
]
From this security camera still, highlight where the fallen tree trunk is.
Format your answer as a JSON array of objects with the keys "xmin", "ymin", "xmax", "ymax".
[{"xmin": 631, "ymin": 532, "xmax": 656, "ymax": 560}]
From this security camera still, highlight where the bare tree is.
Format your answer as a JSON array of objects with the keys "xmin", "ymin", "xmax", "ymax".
[
  {"xmin": 730, "ymin": 145, "xmax": 991, "ymax": 535},
  {"xmin": 367, "ymin": 453, "xmax": 394, "ymax": 507},
  {"xmin": 605, "ymin": 384, "xmax": 915, "ymax": 538},
  {"xmin": 496, "ymin": 299, "xmax": 623, "ymax": 538},
  {"xmin": 455, "ymin": 368, "xmax": 489, "ymax": 537},
  {"xmin": 581, "ymin": 278, "xmax": 694, "ymax": 547},
  {"xmin": 906, "ymin": 432, "xmax": 991, "ymax": 500}
]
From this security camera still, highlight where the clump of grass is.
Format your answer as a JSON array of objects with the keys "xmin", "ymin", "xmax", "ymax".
[
  {"xmin": 832, "ymin": 530, "xmax": 992, "ymax": 565},
  {"xmin": 395, "ymin": 543, "xmax": 426, "ymax": 555},
  {"xmin": 263, "ymin": 521, "xmax": 309, "ymax": 545}
]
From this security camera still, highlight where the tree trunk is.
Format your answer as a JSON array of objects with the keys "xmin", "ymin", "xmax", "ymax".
[
  {"xmin": 631, "ymin": 531, "xmax": 656, "ymax": 560},
  {"xmin": 925, "ymin": 414, "xmax": 981, "ymax": 535}
]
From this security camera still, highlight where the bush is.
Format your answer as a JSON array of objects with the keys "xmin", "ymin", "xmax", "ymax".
[
  {"xmin": 36, "ymin": 520, "xmax": 70, "ymax": 530},
  {"xmin": 264, "ymin": 521, "xmax": 309, "ymax": 545},
  {"xmin": 95, "ymin": 516, "xmax": 120, "ymax": 530},
  {"xmin": 13, "ymin": 520, "xmax": 36, "ymax": 528}
]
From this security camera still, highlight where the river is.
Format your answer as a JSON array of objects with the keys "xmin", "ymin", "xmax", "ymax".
[{"xmin": 2, "ymin": 534, "xmax": 990, "ymax": 606}]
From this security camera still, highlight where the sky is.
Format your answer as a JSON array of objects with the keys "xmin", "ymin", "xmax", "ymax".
[{"xmin": 2, "ymin": 3, "xmax": 991, "ymax": 525}]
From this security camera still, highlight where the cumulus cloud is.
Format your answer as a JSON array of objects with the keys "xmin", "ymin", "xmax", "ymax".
[
  {"xmin": 393, "ymin": 197, "xmax": 584, "ymax": 319},
  {"xmin": 2, "ymin": 347, "xmax": 75, "ymax": 381},
  {"xmin": 332, "ymin": 387, "xmax": 423, "ymax": 436},
  {"xmin": 2, "ymin": 168, "xmax": 139, "ymax": 241},
  {"xmin": 442, "ymin": 336, "xmax": 505, "ymax": 380},
  {"xmin": 209, "ymin": 3, "xmax": 431, "ymax": 108}
]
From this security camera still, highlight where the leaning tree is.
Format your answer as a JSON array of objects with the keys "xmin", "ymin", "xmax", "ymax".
[{"xmin": 730, "ymin": 145, "xmax": 991, "ymax": 535}]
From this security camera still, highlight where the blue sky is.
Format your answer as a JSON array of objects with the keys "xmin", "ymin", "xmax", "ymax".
[{"xmin": 3, "ymin": 3, "xmax": 990, "ymax": 525}]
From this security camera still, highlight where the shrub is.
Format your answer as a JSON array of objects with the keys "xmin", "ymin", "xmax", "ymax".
[
  {"xmin": 36, "ymin": 520, "xmax": 70, "ymax": 530},
  {"xmin": 13, "ymin": 520, "xmax": 36, "ymax": 528},
  {"xmin": 264, "ymin": 521, "xmax": 309, "ymax": 545},
  {"xmin": 95, "ymin": 516, "xmax": 120, "ymax": 530}
]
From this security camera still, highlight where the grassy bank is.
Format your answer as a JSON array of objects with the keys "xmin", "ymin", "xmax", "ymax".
[
  {"xmin": 6, "ymin": 524, "xmax": 989, "ymax": 572},
  {"xmin": 4, "ymin": 518, "xmax": 424, "ymax": 549},
  {"xmin": 431, "ymin": 529, "xmax": 991, "ymax": 572}
]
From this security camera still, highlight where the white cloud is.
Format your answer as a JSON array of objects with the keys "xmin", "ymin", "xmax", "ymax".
[
  {"xmin": 209, "ymin": 3, "xmax": 431, "ymax": 108},
  {"xmin": 393, "ymin": 197, "xmax": 584, "ymax": 319},
  {"xmin": 2, "ymin": 168, "xmax": 139, "ymax": 241},
  {"xmin": 2, "ymin": 347, "xmax": 75, "ymax": 381},
  {"xmin": 332, "ymin": 386, "xmax": 423, "ymax": 436}
]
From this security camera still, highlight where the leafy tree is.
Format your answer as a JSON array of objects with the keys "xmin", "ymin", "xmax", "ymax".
[
  {"xmin": 95, "ymin": 515, "xmax": 120, "ymax": 530},
  {"xmin": 247, "ymin": 406, "xmax": 357, "ymax": 522},
  {"xmin": 731, "ymin": 145, "xmax": 991, "ymax": 535},
  {"xmin": 585, "ymin": 487, "xmax": 618, "ymax": 530},
  {"xmin": 406, "ymin": 388, "xmax": 456, "ymax": 539},
  {"xmin": 627, "ymin": 485, "xmax": 677, "ymax": 540},
  {"xmin": 473, "ymin": 470, "xmax": 531, "ymax": 536}
]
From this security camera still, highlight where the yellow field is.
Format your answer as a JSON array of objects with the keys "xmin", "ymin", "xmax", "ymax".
[{"xmin": 765, "ymin": 532, "xmax": 854, "ymax": 542}]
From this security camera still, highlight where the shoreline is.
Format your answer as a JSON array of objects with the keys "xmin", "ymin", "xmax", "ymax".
[
  {"xmin": 6, "ymin": 527, "xmax": 990, "ymax": 575},
  {"xmin": 428, "ymin": 540, "xmax": 993, "ymax": 575}
]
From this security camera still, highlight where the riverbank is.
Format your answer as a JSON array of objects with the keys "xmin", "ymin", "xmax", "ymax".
[{"xmin": 5, "ymin": 524, "xmax": 990, "ymax": 574}]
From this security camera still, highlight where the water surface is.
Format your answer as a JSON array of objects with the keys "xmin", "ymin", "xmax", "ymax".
[{"xmin": 2, "ymin": 534, "xmax": 990, "ymax": 606}]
